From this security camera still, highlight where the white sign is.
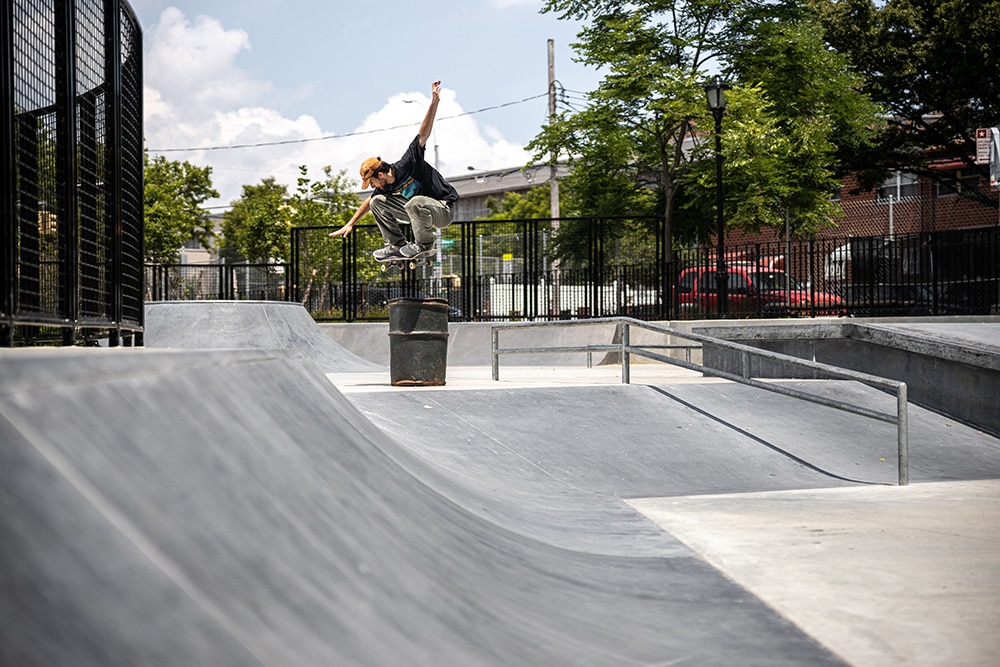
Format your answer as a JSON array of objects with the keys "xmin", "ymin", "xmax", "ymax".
[{"xmin": 976, "ymin": 127, "xmax": 991, "ymax": 164}]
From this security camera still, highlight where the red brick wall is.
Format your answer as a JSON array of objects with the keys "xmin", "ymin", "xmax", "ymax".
[{"xmin": 723, "ymin": 173, "xmax": 998, "ymax": 246}]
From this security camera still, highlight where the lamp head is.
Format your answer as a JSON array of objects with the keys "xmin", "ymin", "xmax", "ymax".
[{"xmin": 704, "ymin": 75, "xmax": 730, "ymax": 111}]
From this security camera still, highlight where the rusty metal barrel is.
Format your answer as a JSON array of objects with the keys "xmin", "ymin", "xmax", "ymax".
[{"xmin": 388, "ymin": 297, "xmax": 449, "ymax": 386}]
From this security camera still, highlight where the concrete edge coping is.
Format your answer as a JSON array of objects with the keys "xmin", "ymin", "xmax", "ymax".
[{"xmin": 694, "ymin": 320, "xmax": 1000, "ymax": 372}]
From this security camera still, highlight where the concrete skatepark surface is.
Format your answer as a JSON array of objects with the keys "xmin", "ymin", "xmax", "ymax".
[
  {"xmin": 2, "ymin": 301, "xmax": 998, "ymax": 666},
  {"xmin": 145, "ymin": 301, "xmax": 383, "ymax": 373}
]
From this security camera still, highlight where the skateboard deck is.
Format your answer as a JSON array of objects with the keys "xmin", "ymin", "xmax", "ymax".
[{"xmin": 376, "ymin": 247, "xmax": 435, "ymax": 271}]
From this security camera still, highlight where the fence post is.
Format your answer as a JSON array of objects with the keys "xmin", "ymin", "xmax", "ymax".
[
  {"xmin": 808, "ymin": 237, "xmax": 816, "ymax": 318},
  {"xmin": 56, "ymin": 0, "xmax": 79, "ymax": 344},
  {"xmin": 104, "ymin": 0, "xmax": 125, "ymax": 345},
  {"xmin": 1, "ymin": 0, "xmax": 13, "ymax": 346}
]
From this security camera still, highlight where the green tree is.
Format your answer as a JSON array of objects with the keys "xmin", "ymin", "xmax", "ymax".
[
  {"xmin": 680, "ymin": 16, "xmax": 882, "ymax": 236},
  {"xmin": 221, "ymin": 166, "xmax": 361, "ymax": 264},
  {"xmin": 813, "ymin": 0, "xmax": 1000, "ymax": 198},
  {"xmin": 286, "ymin": 166, "xmax": 373, "ymax": 301},
  {"xmin": 730, "ymin": 12, "xmax": 884, "ymax": 185},
  {"xmin": 532, "ymin": 1, "xmax": 736, "ymax": 265},
  {"xmin": 220, "ymin": 177, "xmax": 290, "ymax": 263},
  {"xmin": 681, "ymin": 85, "xmax": 845, "ymax": 236},
  {"xmin": 143, "ymin": 153, "xmax": 218, "ymax": 263},
  {"xmin": 221, "ymin": 166, "xmax": 369, "ymax": 308},
  {"xmin": 533, "ymin": 0, "xmax": 883, "ymax": 260}
]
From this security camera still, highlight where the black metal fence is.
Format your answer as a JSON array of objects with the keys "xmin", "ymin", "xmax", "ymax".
[
  {"xmin": 283, "ymin": 219, "xmax": 998, "ymax": 322},
  {"xmin": 288, "ymin": 216, "xmax": 668, "ymax": 321},
  {"xmin": 142, "ymin": 219, "xmax": 998, "ymax": 322},
  {"xmin": 146, "ymin": 263, "xmax": 288, "ymax": 302},
  {"xmin": 2, "ymin": 0, "xmax": 144, "ymax": 346}
]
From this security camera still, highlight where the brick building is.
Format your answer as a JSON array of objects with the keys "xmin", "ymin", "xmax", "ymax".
[{"xmin": 728, "ymin": 164, "xmax": 999, "ymax": 246}]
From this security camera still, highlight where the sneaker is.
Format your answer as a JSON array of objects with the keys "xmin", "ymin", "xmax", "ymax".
[
  {"xmin": 373, "ymin": 244, "xmax": 404, "ymax": 260},
  {"xmin": 400, "ymin": 242, "xmax": 434, "ymax": 258}
]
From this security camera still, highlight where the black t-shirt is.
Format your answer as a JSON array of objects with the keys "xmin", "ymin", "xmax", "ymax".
[{"xmin": 375, "ymin": 135, "xmax": 459, "ymax": 204}]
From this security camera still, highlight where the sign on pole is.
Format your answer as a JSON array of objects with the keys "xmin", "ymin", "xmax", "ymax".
[{"xmin": 976, "ymin": 128, "xmax": 991, "ymax": 164}]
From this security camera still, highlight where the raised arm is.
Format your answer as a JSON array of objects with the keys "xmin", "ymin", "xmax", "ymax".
[{"xmin": 417, "ymin": 80, "xmax": 442, "ymax": 148}]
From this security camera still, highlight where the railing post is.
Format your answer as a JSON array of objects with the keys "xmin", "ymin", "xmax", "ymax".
[
  {"xmin": 622, "ymin": 321, "xmax": 630, "ymax": 384},
  {"xmin": 491, "ymin": 326, "xmax": 500, "ymax": 381},
  {"xmin": 898, "ymin": 383, "xmax": 909, "ymax": 486}
]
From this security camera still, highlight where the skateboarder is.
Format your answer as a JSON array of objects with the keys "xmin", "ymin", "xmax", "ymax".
[{"xmin": 329, "ymin": 80, "xmax": 459, "ymax": 261}]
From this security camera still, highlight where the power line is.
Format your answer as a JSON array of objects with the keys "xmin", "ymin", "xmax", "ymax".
[{"xmin": 148, "ymin": 92, "xmax": 550, "ymax": 154}]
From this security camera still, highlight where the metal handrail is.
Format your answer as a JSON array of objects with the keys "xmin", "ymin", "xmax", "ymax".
[{"xmin": 491, "ymin": 317, "xmax": 909, "ymax": 485}]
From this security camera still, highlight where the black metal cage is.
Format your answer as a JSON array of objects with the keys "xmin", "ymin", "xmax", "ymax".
[{"xmin": 2, "ymin": 0, "xmax": 143, "ymax": 346}]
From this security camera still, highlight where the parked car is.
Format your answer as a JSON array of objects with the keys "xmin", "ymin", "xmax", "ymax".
[
  {"xmin": 938, "ymin": 280, "xmax": 1000, "ymax": 316},
  {"xmin": 834, "ymin": 283, "xmax": 965, "ymax": 317},
  {"xmin": 675, "ymin": 265, "xmax": 844, "ymax": 317}
]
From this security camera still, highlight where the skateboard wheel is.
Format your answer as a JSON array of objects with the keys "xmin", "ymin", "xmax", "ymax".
[
  {"xmin": 408, "ymin": 261, "xmax": 417, "ymax": 270},
  {"xmin": 380, "ymin": 264, "xmax": 388, "ymax": 272}
]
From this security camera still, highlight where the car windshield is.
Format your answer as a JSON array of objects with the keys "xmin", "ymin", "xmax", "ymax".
[{"xmin": 751, "ymin": 272, "xmax": 802, "ymax": 291}]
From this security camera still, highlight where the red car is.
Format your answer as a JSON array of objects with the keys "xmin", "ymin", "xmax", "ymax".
[{"xmin": 675, "ymin": 265, "xmax": 845, "ymax": 317}]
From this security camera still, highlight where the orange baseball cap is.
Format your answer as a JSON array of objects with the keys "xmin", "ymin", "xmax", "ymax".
[{"xmin": 360, "ymin": 157, "xmax": 381, "ymax": 188}]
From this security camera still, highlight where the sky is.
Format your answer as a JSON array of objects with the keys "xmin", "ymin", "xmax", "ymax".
[{"xmin": 129, "ymin": 0, "xmax": 603, "ymax": 209}]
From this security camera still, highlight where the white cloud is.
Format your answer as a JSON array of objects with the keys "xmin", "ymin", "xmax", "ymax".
[
  {"xmin": 146, "ymin": 9, "xmax": 268, "ymax": 110},
  {"xmin": 143, "ymin": 8, "xmax": 530, "ymax": 207}
]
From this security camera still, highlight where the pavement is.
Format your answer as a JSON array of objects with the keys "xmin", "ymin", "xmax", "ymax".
[{"xmin": 2, "ymin": 301, "xmax": 998, "ymax": 666}]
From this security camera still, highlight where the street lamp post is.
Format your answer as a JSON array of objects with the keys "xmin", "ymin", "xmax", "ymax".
[{"xmin": 704, "ymin": 75, "xmax": 729, "ymax": 317}]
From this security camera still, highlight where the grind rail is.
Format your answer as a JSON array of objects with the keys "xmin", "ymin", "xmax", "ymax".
[{"xmin": 491, "ymin": 317, "xmax": 909, "ymax": 485}]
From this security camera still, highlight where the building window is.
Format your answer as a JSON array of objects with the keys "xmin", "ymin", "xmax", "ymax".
[
  {"xmin": 936, "ymin": 169, "xmax": 980, "ymax": 197},
  {"xmin": 877, "ymin": 172, "xmax": 918, "ymax": 200}
]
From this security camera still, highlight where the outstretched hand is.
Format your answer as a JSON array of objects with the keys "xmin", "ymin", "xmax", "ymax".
[
  {"xmin": 329, "ymin": 224, "xmax": 352, "ymax": 238},
  {"xmin": 431, "ymin": 80, "xmax": 442, "ymax": 101}
]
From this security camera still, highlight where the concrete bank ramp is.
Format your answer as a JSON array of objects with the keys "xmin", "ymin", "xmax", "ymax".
[
  {"xmin": 346, "ymin": 379, "xmax": 1000, "ymax": 556},
  {"xmin": 145, "ymin": 300, "xmax": 383, "ymax": 373},
  {"xmin": 0, "ymin": 348, "xmax": 844, "ymax": 666}
]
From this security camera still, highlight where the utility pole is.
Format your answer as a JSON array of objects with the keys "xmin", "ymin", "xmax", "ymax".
[
  {"xmin": 548, "ymin": 39, "xmax": 561, "ymax": 316},
  {"xmin": 548, "ymin": 39, "xmax": 560, "ymax": 222}
]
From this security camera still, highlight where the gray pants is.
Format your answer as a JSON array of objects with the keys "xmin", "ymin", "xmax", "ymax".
[{"xmin": 370, "ymin": 194, "xmax": 452, "ymax": 247}]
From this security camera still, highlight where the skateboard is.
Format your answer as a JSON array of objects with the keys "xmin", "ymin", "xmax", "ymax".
[{"xmin": 376, "ymin": 247, "xmax": 436, "ymax": 272}]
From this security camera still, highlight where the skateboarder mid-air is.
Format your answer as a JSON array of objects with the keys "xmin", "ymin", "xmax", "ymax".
[{"xmin": 329, "ymin": 80, "xmax": 459, "ymax": 261}]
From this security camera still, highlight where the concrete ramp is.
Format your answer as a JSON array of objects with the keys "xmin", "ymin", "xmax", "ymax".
[
  {"xmin": 346, "ymin": 379, "xmax": 1000, "ymax": 556},
  {"xmin": 144, "ymin": 301, "xmax": 384, "ymax": 373},
  {"xmin": 0, "ymin": 348, "xmax": 846, "ymax": 666}
]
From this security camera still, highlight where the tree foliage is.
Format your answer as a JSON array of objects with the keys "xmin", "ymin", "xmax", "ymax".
[
  {"xmin": 221, "ymin": 166, "xmax": 360, "ymax": 264},
  {"xmin": 219, "ymin": 177, "xmax": 289, "ymax": 264},
  {"xmin": 681, "ymin": 85, "xmax": 845, "ymax": 236},
  {"xmin": 812, "ymin": 0, "xmax": 1000, "ymax": 196},
  {"xmin": 143, "ymin": 153, "xmax": 218, "ymax": 263},
  {"xmin": 532, "ymin": 0, "xmax": 884, "ymax": 263},
  {"xmin": 533, "ymin": 0, "xmax": 737, "ymax": 262}
]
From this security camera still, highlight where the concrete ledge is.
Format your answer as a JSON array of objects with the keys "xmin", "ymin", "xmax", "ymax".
[
  {"xmin": 695, "ymin": 317, "xmax": 1000, "ymax": 438},
  {"xmin": 321, "ymin": 320, "xmax": 627, "ymax": 367}
]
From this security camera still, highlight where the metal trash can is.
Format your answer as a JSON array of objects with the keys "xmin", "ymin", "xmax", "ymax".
[{"xmin": 388, "ymin": 297, "xmax": 449, "ymax": 386}]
